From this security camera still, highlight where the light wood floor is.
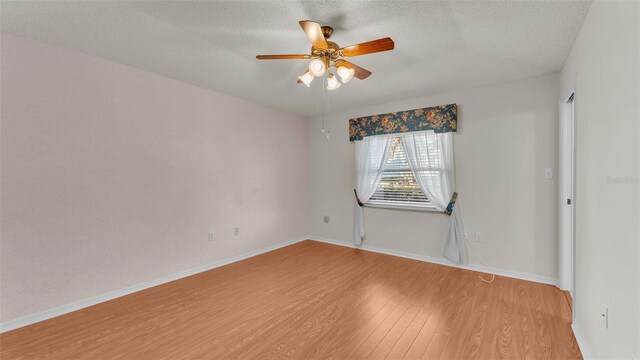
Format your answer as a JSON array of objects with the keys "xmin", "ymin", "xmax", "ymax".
[{"xmin": 0, "ymin": 240, "xmax": 581, "ymax": 359}]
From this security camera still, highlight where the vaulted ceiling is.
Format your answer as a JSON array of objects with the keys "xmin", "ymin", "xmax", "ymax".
[{"xmin": 1, "ymin": 1, "xmax": 592, "ymax": 116}]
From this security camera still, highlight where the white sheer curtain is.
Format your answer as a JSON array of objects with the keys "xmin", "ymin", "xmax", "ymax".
[
  {"xmin": 401, "ymin": 131, "xmax": 468, "ymax": 264},
  {"xmin": 353, "ymin": 135, "xmax": 392, "ymax": 246}
]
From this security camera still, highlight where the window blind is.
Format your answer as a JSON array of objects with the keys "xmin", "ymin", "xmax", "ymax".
[{"xmin": 368, "ymin": 137, "xmax": 434, "ymax": 208}]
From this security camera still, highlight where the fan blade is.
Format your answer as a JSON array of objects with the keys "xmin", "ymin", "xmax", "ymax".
[
  {"xmin": 335, "ymin": 59, "xmax": 372, "ymax": 80},
  {"xmin": 340, "ymin": 37, "xmax": 394, "ymax": 57},
  {"xmin": 256, "ymin": 54, "xmax": 310, "ymax": 60},
  {"xmin": 299, "ymin": 20, "xmax": 328, "ymax": 49}
]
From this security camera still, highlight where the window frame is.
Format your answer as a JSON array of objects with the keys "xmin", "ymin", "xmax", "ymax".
[{"xmin": 364, "ymin": 135, "xmax": 441, "ymax": 213}]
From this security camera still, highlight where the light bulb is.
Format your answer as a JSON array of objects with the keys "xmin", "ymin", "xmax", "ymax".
[
  {"xmin": 298, "ymin": 70, "xmax": 314, "ymax": 87},
  {"xmin": 337, "ymin": 66, "xmax": 355, "ymax": 83},
  {"xmin": 326, "ymin": 73, "xmax": 341, "ymax": 90},
  {"xmin": 308, "ymin": 58, "xmax": 326, "ymax": 77}
]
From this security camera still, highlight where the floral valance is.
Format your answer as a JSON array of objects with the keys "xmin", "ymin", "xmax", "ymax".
[{"xmin": 348, "ymin": 103, "xmax": 458, "ymax": 141}]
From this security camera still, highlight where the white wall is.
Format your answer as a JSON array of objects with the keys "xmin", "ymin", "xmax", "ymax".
[
  {"xmin": 559, "ymin": 1, "xmax": 639, "ymax": 359},
  {"xmin": 309, "ymin": 73, "xmax": 559, "ymax": 281},
  {"xmin": 0, "ymin": 33, "xmax": 309, "ymax": 323}
]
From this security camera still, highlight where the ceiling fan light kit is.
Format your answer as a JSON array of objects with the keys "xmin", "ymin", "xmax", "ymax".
[{"xmin": 257, "ymin": 20, "xmax": 394, "ymax": 91}]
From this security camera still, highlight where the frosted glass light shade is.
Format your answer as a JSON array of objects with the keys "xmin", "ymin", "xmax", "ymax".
[
  {"xmin": 298, "ymin": 70, "xmax": 314, "ymax": 87},
  {"xmin": 327, "ymin": 73, "xmax": 341, "ymax": 90},
  {"xmin": 337, "ymin": 66, "xmax": 355, "ymax": 83},
  {"xmin": 308, "ymin": 59, "xmax": 326, "ymax": 77}
]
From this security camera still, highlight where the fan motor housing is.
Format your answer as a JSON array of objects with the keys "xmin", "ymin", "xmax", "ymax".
[{"xmin": 311, "ymin": 41, "xmax": 341, "ymax": 59}]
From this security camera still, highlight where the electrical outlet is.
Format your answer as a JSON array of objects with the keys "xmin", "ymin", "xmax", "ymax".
[
  {"xmin": 233, "ymin": 227, "xmax": 240, "ymax": 236},
  {"xmin": 475, "ymin": 232, "xmax": 483, "ymax": 242},
  {"xmin": 323, "ymin": 215, "xmax": 330, "ymax": 223},
  {"xmin": 602, "ymin": 304, "xmax": 608, "ymax": 329},
  {"xmin": 208, "ymin": 231, "xmax": 215, "ymax": 241}
]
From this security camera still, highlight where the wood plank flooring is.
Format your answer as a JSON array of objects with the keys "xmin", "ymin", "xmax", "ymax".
[{"xmin": 0, "ymin": 240, "xmax": 581, "ymax": 359}]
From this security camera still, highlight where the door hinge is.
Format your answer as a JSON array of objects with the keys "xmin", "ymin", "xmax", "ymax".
[{"xmin": 567, "ymin": 199, "xmax": 572, "ymax": 205}]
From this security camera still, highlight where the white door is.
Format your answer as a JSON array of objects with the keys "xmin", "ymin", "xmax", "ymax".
[{"xmin": 559, "ymin": 91, "xmax": 575, "ymax": 300}]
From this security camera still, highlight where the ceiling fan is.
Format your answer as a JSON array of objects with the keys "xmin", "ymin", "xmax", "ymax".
[{"xmin": 256, "ymin": 20, "xmax": 394, "ymax": 90}]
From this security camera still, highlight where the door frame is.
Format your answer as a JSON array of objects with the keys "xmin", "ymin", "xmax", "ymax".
[{"xmin": 559, "ymin": 79, "xmax": 576, "ymax": 321}]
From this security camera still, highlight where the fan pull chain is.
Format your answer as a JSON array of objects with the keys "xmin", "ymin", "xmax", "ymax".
[
  {"xmin": 321, "ymin": 74, "xmax": 331, "ymax": 140},
  {"xmin": 322, "ymin": 74, "xmax": 331, "ymax": 140}
]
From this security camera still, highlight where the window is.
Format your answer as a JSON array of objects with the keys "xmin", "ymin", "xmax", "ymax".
[{"xmin": 367, "ymin": 136, "xmax": 438, "ymax": 211}]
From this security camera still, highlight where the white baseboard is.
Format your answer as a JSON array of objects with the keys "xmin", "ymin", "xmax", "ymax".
[
  {"xmin": 571, "ymin": 321, "xmax": 593, "ymax": 359},
  {"xmin": 1, "ymin": 235, "xmax": 559, "ymax": 333},
  {"xmin": 0, "ymin": 236, "xmax": 309, "ymax": 333},
  {"xmin": 310, "ymin": 236, "xmax": 558, "ymax": 286}
]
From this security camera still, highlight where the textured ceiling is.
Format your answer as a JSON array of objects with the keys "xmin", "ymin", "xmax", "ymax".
[{"xmin": 1, "ymin": 1, "xmax": 592, "ymax": 116}]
